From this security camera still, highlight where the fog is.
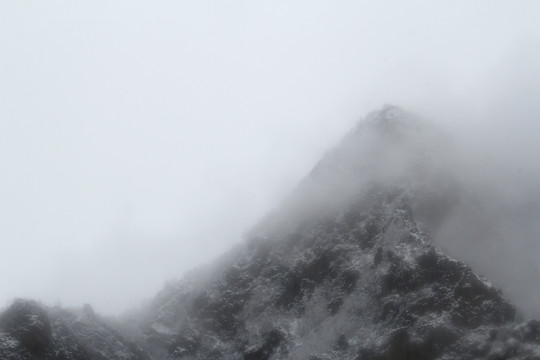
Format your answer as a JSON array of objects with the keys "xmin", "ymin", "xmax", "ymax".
[{"xmin": 1, "ymin": 1, "xmax": 540, "ymax": 315}]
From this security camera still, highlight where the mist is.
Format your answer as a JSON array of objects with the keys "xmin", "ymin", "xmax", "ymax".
[{"xmin": 1, "ymin": 1, "xmax": 540, "ymax": 316}]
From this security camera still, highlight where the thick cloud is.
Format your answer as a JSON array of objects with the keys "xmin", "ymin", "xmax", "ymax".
[{"xmin": 1, "ymin": 1, "xmax": 540, "ymax": 314}]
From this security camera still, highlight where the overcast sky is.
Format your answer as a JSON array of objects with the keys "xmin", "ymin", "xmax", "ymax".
[{"xmin": 1, "ymin": 1, "xmax": 540, "ymax": 314}]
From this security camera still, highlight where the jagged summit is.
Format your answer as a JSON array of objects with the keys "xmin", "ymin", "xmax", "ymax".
[
  {"xmin": 310, "ymin": 104, "xmax": 441, "ymax": 181},
  {"xmin": 286, "ymin": 106, "xmax": 453, "ymax": 237},
  {"xmin": 363, "ymin": 104, "xmax": 414, "ymax": 131}
]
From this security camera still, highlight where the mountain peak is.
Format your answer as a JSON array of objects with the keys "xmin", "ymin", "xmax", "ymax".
[
  {"xmin": 360, "ymin": 104, "xmax": 420, "ymax": 135},
  {"xmin": 368, "ymin": 104, "xmax": 405, "ymax": 122}
]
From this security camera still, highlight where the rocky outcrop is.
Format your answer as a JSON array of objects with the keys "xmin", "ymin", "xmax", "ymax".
[
  {"xmin": 0, "ymin": 299, "xmax": 149, "ymax": 360},
  {"xmin": 0, "ymin": 299, "xmax": 52, "ymax": 356}
]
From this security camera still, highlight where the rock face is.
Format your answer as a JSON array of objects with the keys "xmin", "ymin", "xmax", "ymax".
[{"xmin": 3, "ymin": 106, "xmax": 540, "ymax": 359}]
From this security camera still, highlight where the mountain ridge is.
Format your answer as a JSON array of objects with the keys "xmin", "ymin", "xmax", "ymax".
[{"xmin": 2, "ymin": 106, "xmax": 540, "ymax": 359}]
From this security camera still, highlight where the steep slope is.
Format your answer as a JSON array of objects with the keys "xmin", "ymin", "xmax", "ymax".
[
  {"xmin": 132, "ymin": 106, "xmax": 540, "ymax": 359},
  {"xmin": 139, "ymin": 186, "xmax": 540, "ymax": 359}
]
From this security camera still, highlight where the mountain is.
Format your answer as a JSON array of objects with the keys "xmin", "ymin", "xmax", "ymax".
[
  {"xmin": 2, "ymin": 105, "xmax": 540, "ymax": 359},
  {"xmin": 129, "ymin": 106, "xmax": 540, "ymax": 359}
]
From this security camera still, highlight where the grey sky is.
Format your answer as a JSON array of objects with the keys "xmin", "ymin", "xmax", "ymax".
[{"xmin": 1, "ymin": 1, "xmax": 540, "ymax": 314}]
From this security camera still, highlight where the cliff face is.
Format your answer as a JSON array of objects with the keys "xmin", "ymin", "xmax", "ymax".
[{"xmin": 2, "ymin": 106, "xmax": 540, "ymax": 360}]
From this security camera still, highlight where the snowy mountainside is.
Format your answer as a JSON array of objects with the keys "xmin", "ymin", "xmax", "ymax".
[
  {"xmin": 136, "ymin": 184, "xmax": 540, "ymax": 359},
  {"xmin": 131, "ymin": 106, "xmax": 540, "ymax": 359}
]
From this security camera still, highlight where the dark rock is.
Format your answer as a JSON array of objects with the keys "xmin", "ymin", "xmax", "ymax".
[
  {"xmin": 243, "ymin": 328, "xmax": 284, "ymax": 360},
  {"xmin": 0, "ymin": 299, "xmax": 52, "ymax": 355},
  {"xmin": 382, "ymin": 328, "xmax": 435, "ymax": 360},
  {"xmin": 338, "ymin": 269, "xmax": 360, "ymax": 294},
  {"xmin": 327, "ymin": 296, "xmax": 344, "ymax": 314},
  {"xmin": 336, "ymin": 333, "xmax": 349, "ymax": 350}
]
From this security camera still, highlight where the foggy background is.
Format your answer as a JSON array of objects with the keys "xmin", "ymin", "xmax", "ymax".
[{"xmin": 1, "ymin": 1, "xmax": 540, "ymax": 315}]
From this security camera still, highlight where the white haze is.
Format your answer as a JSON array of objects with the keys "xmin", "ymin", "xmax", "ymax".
[{"xmin": 1, "ymin": 1, "xmax": 540, "ymax": 315}]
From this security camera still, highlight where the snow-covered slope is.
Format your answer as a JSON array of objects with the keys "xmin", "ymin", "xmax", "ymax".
[
  {"xmin": 137, "ymin": 186, "xmax": 540, "ymax": 359},
  {"xmin": 131, "ymin": 106, "xmax": 540, "ymax": 359}
]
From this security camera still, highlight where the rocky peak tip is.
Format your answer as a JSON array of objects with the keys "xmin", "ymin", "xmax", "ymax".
[
  {"xmin": 358, "ymin": 104, "xmax": 419, "ymax": 135},
  {"xmin": 366, "ymin": 104, "xmax": 406, "ymax": 124}
]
